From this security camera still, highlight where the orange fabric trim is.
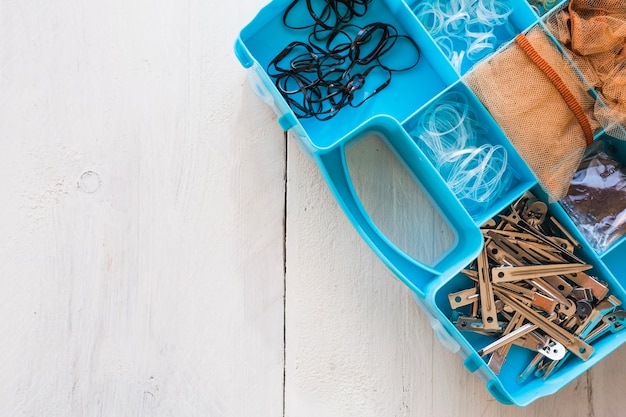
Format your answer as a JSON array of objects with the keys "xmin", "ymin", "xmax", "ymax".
[{"xmin": 515, "ymin": 34, "xmax": 594, "ymax": 146}]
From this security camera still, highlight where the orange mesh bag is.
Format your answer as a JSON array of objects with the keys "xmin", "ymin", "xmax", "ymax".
[
  {"xmin": 464, "ymin": 26, "xmax": 601, "ymax": 200},
  {"xmin": 545, "ymin": 0, "xmax": 626, "ymax": 138}
]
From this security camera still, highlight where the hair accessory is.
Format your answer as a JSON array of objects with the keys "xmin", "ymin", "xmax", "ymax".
[
  {"xmin": 270, "ymin": 1, "xmax": 421, "ymax": 120},
  {"xmin": 413, "ymin": 0, "xmax": 514, "ymax": 72},
  {"xmin": 408, "ymin": 91, "xmax": 510, "ymax": 213}
]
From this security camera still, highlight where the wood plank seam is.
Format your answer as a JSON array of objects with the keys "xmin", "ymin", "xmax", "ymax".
[{"xmin": 283, "ymin": 130, "xmax": 288, "ymax": 417}]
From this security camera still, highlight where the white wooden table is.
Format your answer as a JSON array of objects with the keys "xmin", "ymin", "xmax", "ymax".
[{"xmin": 1, "ymin": 1, "xmax": 625, "ymax": 416}]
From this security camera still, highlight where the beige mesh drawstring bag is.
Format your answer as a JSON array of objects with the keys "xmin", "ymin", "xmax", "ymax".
[{"xmin": 464, "ymin": 26, "xmax": 601, "ymax": 200}]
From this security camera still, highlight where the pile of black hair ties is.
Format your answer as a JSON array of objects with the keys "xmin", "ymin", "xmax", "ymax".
[{"xmin": 268, "ymin": 0, "xmax": 421, "ymax": 120}]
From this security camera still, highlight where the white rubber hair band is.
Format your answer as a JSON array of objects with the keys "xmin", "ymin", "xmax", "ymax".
[
  {"xmin": 442, "ymin": 144, "xmax": 509, "ymax": 204},
  {"xmin": 476, "ymin": 0, "xmax": 512, "ymax": 26},
  {"xmin": 413, "ymin": 2, "xmax": 446, "ymax": 34},
  {"xmin": 450, "ymin": 50, "xmax": 464, "ymax": 72},
  {"xmin": 434, "ymin": 35, "xmax": 456, "ymax": 60},
  {"xmin": 410, "ymin": 93, "xmax": 480, "ymax": 163}
]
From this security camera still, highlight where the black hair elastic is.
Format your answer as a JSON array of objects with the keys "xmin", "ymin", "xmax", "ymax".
[
  {"xmin": 348, "ymin": 65, "xmax": 393, "ymax": 108},
  {"xmin": 284, "ymin": 0, "xmax": 373, "ymax": 32},
  {"xmin": 377, "ymin": 35, "xmax": 421, "ymax": 72},
  {"xmin": 350, "ymin": 23, "xmax": 397, "ymax": 65},
  {"xmin": 270, "ymin": 0, "xmax": 421, "ymax": 120}
]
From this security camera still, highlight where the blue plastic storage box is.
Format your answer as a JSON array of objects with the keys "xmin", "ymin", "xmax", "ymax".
[{"xmin": 234, "ymin": 0, "xmax": 626, "ymax": 406}]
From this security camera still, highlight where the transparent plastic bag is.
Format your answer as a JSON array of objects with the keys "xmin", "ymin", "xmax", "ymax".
[{"xmin": 560, "ymin": 140, "xmax": 626, "ymax": 253}]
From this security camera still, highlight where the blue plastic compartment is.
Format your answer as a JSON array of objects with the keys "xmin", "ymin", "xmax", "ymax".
[
  {"xmin": 601, "ymin": 249, "xmax": 626, "ymax": 284},
  {"xmin": 408, "ymin": 0, "xmax": 538, "ymax": 74},
  {"xmin": 428, "ymin": 183, "xmax": 626, "ymax": 406},
  {"xmin": 401, "ymin": 81, "xmax": 537, "ymax": 225},
  {"xmin": 235, "ymin": 0, "xmax": 459, "ymax": 152}
]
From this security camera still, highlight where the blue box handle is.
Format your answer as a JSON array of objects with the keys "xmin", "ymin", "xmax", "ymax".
[{"xmin": 314, "ymin": 115, "xmax": 483, "ymax": 296}]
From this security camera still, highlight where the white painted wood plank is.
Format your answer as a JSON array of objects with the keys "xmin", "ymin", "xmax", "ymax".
[
  {"xmin": 0, "ymin": 1, "xmax": 285, "ymax": 416},
  {"xmin": 284, "ymin": 139, "xmax": 436, "ymax": 417},
  {"xmin": 588, "ymin": 347, "xmax": 626, "ymax": 417},
  {"xmin": 284, "ymin": 132, "xmax": 616, "ymax": 415}
]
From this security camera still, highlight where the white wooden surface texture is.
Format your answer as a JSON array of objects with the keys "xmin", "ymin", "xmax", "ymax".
[{"xmin": 1, "ymin": 1, "xmax": 624, "ymax": 416}]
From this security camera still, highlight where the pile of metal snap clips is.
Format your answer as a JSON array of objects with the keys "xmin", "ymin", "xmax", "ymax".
[
  {"xmin": 448, "ymin": 192, "xmax": 626, "ymax": 381},
  {"xmin": 268, "ymin": 0, "xmax": 421, "ymax": 120}
]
